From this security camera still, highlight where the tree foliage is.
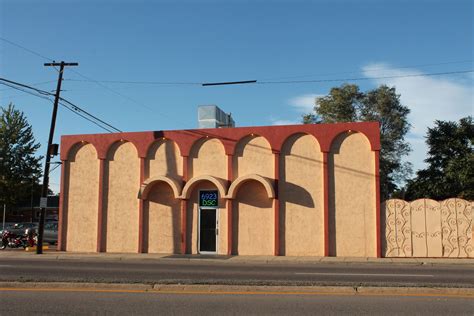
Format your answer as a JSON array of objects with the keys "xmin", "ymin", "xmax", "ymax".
[
  {"xmin": 304, "ymin": 84, "xmax": 412, "ymax": 200},
  {"xmin": 405, "ymin": 117, "xmax": 473, "ymax": 200},
  {"xmin": 0, "ymin": 103, "xmax": 42, "ymax": 209}
]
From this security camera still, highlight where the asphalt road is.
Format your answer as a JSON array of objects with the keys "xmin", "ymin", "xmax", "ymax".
[
  {"xmin": 1, "ymin": 289, "xmax": 473, "ymax": 315},
  {"xmin": 0, "ymin": 257, "xmax": 473, "ymax": 287}
]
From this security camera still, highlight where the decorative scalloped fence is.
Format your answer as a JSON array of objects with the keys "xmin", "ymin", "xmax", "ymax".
[{"xmin": 382, "ymin": 198, "xmax": 473, "ymax": 258}]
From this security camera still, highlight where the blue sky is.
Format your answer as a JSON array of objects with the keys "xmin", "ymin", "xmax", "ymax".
[{"xmin": 1, "ymin": 0, "xmax": 473, "ymax": 193}]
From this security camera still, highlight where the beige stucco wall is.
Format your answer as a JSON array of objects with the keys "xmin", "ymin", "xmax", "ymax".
[
  {"xmin": 65, "ymin": 143, "xmax": 99, "ymax": 252},
  {"xmin": 189, "ymin": 138, "xmax": 226, "ymax": 179},
  {"xmin": 186, "ymin": 181, "xmax": 227, "ymax": 254},
  {"xmin": 145, "ymin": 182, "xmax": 181, "ymax": 254},
  {"xmin": 329, "ymin": 132, "xmax": 376, "ymax": 257},
  {"xmin": 104, "ymin": 142, "xmax": 140, "ymax": 253},
  {"xmin": 146, "ymin": 139, "xmax": 182, "ymax": 179},
  {"xmin": 233, "ymin": 180, "xmax": 273, "ymax": 255},
  {"xmin": 234, "ymin": 136, "xmax": 273, "ymax": 179},
  {"xmin": 280, "ymin": 134, "xmax": 324, "ymax": 256}
]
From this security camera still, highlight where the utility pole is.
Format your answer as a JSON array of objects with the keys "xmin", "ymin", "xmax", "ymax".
[{"xmin": 37, "ymin": 61, "xmax": 78, "ymax": 254}]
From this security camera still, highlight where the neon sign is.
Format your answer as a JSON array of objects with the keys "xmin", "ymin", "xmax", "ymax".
[{"xmin": 199, "ymin": 190, "xmax": 218, "ymax": 207}]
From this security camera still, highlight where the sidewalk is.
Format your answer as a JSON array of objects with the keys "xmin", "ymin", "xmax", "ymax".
[{"xmin": 1, "ymin": 249, "xmax": 473, "ymax": 266}]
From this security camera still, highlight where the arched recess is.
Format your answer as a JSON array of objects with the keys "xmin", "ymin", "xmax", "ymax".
[
  {"xmin": 181, "ymin": 175, "xmax": 228, "ymax": 200},
  {"xmin": 146, "ymin": 139, "xmax": 183, "ymax": 180},
  {"xmin": 232, "ymin": 179, "xmax": 274, "ymax": 255},
  {"xmin": 64, "ymin": 142, "xmax": 100, "ymax": 252},
  {"xmin": 226, "ymin": 174, "xmax": 275, "ymax": 199},
  {"xmin": 141, "ymin": 180, "xmax": 181, "ymax": 254},
  {"xmin": 104, "ymin": 141, "xmax": 140, "ymax": 253},
  {"xmin": 188, "ymin": 138, "xmax": 226, "ymax": 179},
  {"xmin": 139, "ymin": 176, "xmax": 182, "ymax": 200},
  {"xmin": 328, "ymin": 131, "xmax": 376, "ymax": 257},
  {"xmin": 280, "ymin": 133, "xmax": 324, "ymax": 256},
  {"xmin": 233, "ymin": 135, "xmax": 273, "ymax": 179},
  {"xmin": 183, "ymin": 178, "xmax": 228, "ymax": 255}
]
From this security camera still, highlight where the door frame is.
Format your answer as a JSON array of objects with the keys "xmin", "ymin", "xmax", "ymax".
[
  {"xmin": 198, "ymin": 189, "xmax": 219, "ymax": 254},
  {"xmin": 198, "ymin": 207, "xmax": 219, "ymax": 254}
]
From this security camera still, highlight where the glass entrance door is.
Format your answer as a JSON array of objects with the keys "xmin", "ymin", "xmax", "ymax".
[{"xmin": 199, "ymin": 208, "xmax": 217, "ymax": 253}]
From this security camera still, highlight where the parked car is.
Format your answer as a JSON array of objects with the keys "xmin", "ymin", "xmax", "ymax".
[{"xmin": 43, "ymin": 221, "xmax": 58, "ymax": 245}]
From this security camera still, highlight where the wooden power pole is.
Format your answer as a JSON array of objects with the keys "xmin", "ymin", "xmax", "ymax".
[{"xmin": 37, "ymin": 61, "xmax": 78, "ymax": 254}]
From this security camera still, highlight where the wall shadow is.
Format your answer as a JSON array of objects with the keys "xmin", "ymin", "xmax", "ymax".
[
  {"xmin": 144, "ymin": 181, "xmax": 181, "ymax": 254},
  {"xmin": 328, "ymin": 136, "xmax": 340, "ymax": 257},
  {"xmin": 233, "ymin": 180, "xmax": 273, "ymax": 255}
]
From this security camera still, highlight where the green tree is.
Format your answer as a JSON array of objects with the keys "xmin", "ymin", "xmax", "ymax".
[
  {"xmin": 0, "ymin": 103, "xmax": 42, "ymax": 211},
  {"xmin": 405, "ymin": 117, "xmax": 473, "ymax": 200},
  {"xmin": 304, "ymin": 84, "xmax": 411, "ymax": 200}
]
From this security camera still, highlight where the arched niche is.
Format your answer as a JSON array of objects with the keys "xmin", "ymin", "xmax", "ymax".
[
  {"xmin": 188, "ymin": 138, "xmax": 227, "ymax": 179},
  {"xmin": 146, "ymin": 139, "xmax": 183, "ymax": 180},
  {"xmin": 64, "ymin": 142, "xmax": 99, "ymax": 252},
  {"xmin": 183, "ymin": 178, "xmax": 228, "ymax": 255},
  {"xmin": 232, "ymin": 179, "xmax": 274, "ymax": 255},
  {"xmin": 104, "ymin": 141, "xmax": 140, "ymax": 253},
  {"xmin": 279, "ymin": 133, "xmax": 324, "ymax": 256},
  {"xmin": 328, "ymin": 131, "xmax": 376, "ymax": 257},
  {"xmin": 233, "ymin": 135, "xmax": 273, "ymax": 179},
  {"xmin": 142, "ymin": 180, "xmax": 181, "ymax": 254}
]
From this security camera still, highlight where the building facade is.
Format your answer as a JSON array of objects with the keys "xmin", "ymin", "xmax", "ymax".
[{"xmin": 59, "ymin": 122, "xmax": 381, "ymax": 257}]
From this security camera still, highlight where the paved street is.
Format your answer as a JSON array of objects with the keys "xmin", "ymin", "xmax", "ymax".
[
  {"xmin": 0, "ymin": 255, "xmax": 473, "ymax": 288},
  {"xmin": 1, "ymin": 288, "xmax": 473, "ymax": 315}
]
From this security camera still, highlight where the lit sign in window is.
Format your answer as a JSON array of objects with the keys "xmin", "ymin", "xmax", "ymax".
[{"xmin": 199, "ymin": 190, "xmax": 218, "ymax": 207}]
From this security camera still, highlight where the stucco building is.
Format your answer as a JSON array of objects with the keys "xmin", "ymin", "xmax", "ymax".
[{"xmin": 58, "ymin": 122, "xmax": 381, "ymax": 257}]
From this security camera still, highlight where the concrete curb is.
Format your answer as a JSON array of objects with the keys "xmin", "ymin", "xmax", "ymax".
[
  {"xmin": 1, "ymin": 282, "xmax": 473, "ymax": 296},
  {"xmin": 1, "ymin": 251, "xmax": 473, "ymax": 266}
]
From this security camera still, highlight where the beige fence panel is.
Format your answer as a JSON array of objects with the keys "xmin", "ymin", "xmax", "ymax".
[
  {"xmin": 383, "ymin": 198, "xmax": 472, "ymax": 258},
  {"xmin": 383, "ymin": 199, "xmax": 411, "ymax": 257},
  {"xmin": 440, "ymin": 198, "xmax": 473, "ymax": 258}
]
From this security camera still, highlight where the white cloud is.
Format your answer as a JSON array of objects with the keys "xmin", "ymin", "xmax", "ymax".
[
  {"xmin": 288, "ymin": 94, "xmax": 323, "ymax": 113},
  {"xmin": 271, "ymin": 119, "xmax": 300, "ymax": 126},
  {"xmin": 363, "ymin": 63, "xmax": 474, "ymax": 171}
]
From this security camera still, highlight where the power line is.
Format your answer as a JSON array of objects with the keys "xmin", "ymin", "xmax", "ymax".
[
  {"xmin": 2, "ymin": 36, "xmax": 472, "ymax": 86},
  {"xmin": 59, "ymin": 101, "xmax": 115, "ymax": 133},
  {"xmin": 0, "ymin": 37, "xmax": 192, "ymax": 126},
  {"xmin": 0, "ymin": 80, "xmax": 57, "ymax": 92},
  {"xmin": 58, "ymin": 97, "xmax": 122, "ymax": 132},
  {"xmin": 0, "ymin": 77, "xmax": 122, "ymax": 133},
  {"xmin": 259, "ymin": 60, "xmax": 474, "ymax": 81},
  {"xmin": 257, "ymin": 70, "xmax": 474, "ymax": 84},
  {"xmin": 65, "ymin": 69, "xmax": 474, "ymax": 86},
  {"xmin": 65, "ymin": 78, "xmax": 201, "ymax": 85},
  {"xmin": 0, "ymin": 37, "xmax": 54, "ymax": 62},
  {"xmin": 67, "ymin": 69, "xmax": 195, "ymax": 126}
]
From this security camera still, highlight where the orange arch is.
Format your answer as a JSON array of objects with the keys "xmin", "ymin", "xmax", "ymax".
[
  {"xmin": 226, "ymin": 174, "xmax": 275, "ymax": 199},
  {"xmin": 138, "ymin": 176, "xmax": 182, "ymax": 200},
  {"xmin": 180, "ymin": 175, "xmax": 228, "ymax": 200}
]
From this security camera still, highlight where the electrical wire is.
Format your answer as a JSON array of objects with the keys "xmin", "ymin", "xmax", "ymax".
[
  {"xmin": 257, "ymin": 70, "xmax": 474, "ymax": 84},
  {"xmin": 58, "ymin": 97, "xmax": 122, "ymax": 132},
  {"xmin": 0, "ymin": 37, "xmax": 54, "ymax": 62},
  {"xmin": 0, "ymin": 80, "xmax": 57, "ymax": 92},
  {"xmin": 2, "ymin": 36, "xmax": 472, "ymax": 86},
  {"xmin": 259, "ymin": 60, "xmax": 474, "ymax": 81},
  {"xmin": 65, "ymin": 78, "xmax": 201, "ymax": 85},
  {"xmin": 67, "ymin": 69, "xmax": 196, "ymax": 126},
  {"xmin": 59, "ymin": 101, "xmax": 116, "ymax": 133},
  {"xmin": 0, "ymin": 78, "xmax": 122, "ymax": 133}
]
